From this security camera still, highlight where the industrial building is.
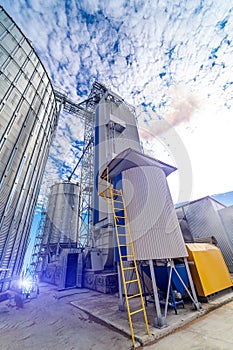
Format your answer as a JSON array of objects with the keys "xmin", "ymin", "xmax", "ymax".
[
  {"xmin": 0, "ymin": 7, "xmax": 58, "ymax": 292},
  {"xmin": 176, "ymin": 196, "xmax": 233, "ymax": 272}
]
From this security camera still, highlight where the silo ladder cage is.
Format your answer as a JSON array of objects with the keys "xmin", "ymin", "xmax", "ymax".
[{"xmin": 98, "ymin": 168, "xmax": 150, "ymax": 348}]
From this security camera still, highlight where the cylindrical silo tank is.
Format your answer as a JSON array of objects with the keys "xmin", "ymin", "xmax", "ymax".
[
  {"xmin": 42, "ymin": 182, "xmax": 80, "ymax": 251},
  {"xmin": 0, "ymin": 7, "xmax": 58, "ymax": 291}
]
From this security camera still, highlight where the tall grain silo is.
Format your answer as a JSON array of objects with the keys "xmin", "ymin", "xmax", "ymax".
[
  {"xmin": 0, "ymin": 7, "xmax": 58, "ymax": 291},
  {"xmin": 42, "ymin": 182, "xmax": 80, "ymax": 256}
]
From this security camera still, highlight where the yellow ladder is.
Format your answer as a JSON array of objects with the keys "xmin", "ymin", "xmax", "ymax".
[{"xmin": 98, "ymin": 170, "xmax": 150, "ymax": 348}]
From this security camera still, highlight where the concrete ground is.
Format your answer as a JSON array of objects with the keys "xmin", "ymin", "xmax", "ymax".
[
  {"xmin": 1, "ymin": 283, "xmax": 233, "ymax": 349},
  {"xmin": 146, "ymin": 301, "xmax": 233, "ymax": 349}
]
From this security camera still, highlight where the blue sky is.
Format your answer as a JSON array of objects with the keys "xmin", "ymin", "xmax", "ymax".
[{"xmin": 2, "ymin": 0, "xmax": 233, "ymax": 208}]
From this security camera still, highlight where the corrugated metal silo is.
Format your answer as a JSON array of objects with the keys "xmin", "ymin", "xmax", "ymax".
[
  {"xmin": 0, "ymin": 7, "xmax": 58, "ymax": 291},
  {"xmin": 42, "ymin": 182, "xmax": 80, "ymax": 253}
]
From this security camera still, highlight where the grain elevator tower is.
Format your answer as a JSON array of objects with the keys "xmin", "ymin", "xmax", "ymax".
[{"xmin": 93, "ymin": 89, "xmax": 142, "ymax": 268}]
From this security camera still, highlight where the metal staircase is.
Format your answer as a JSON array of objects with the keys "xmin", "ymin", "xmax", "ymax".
[{"xmin": 98, "ymin": 169, "xmax": 150, "ymax": 348}]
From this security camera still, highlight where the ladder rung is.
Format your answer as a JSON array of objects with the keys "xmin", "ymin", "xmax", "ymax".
[
  {"xmin": 98, "ymin": 182, "xmax": 151, "ymax": 344},
  {"xmin": 130, "ymin": 308, "xmax": 144, "ymax": 316},
  {"xmin": 98, "ymin": 191, "xmax": 107, "ymax": 197},
  {"xmin": 127, "ymin": 293, "xmax": 141, "ymax": 299},
  {"xmin": 125, "ymin": 279, "xmax": 138, "ymax": 284},
  {"xmin": 123, "ymin": 266, "xmax": 136, "ymax": 271},
  {"xmin": 112, "ymin": 190, "xmax": 121, "ymax": 194}
]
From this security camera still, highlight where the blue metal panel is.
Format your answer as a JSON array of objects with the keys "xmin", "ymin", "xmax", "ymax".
[
  {"xmin": 113, "ymin": 173, "xmax": 127, "ymax": 262},
  {"xmin": 142, "ymin": 263, "xmax": 189, "ymax": 296}
]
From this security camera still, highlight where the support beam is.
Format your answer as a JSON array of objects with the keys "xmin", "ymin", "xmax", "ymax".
[
  {"xmin": 149, "ymin": 259, "xmax": 167, "ymax": 328},
  {"xmin": 117, "ymin": 262, "xmax": 125, "ymax": 311},
  {"xmin": 184, "ymin": 257, "xmax": 201, "ymax": 310}
]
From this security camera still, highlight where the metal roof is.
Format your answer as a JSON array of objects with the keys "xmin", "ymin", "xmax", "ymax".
[
  {"xmin": 100, "ymin": 148, "xmax": 177, "ymax": 181},
  {"xmin": 175, "ymin": 195, "xmax": 226, "ymax": 209}
]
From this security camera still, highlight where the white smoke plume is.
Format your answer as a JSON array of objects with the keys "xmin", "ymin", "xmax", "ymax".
[{"xmin": 138, "ymin": 86, "xmax": 201, "ymax": 139}]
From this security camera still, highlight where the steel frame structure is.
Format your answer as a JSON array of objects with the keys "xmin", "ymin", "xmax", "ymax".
[
  {"xmin": 28, "ymin": 209, "xmax": 47, "ymax": 278},
  {"xmin": 30, "ymin": 82, "xmax": 136, "ymax": 274},
  {"xmin": 54, "ymin": 82, "xmax": 107, "ymax": 247}
]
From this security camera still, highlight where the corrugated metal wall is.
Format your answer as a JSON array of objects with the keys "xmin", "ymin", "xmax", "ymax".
[
  {"xmin": 122, "ymin": 166, "xmax": 187, "ymax": 260},
  {"xmin": 218, "ymin": 206, "xmax": 233, "ymax": 254}
]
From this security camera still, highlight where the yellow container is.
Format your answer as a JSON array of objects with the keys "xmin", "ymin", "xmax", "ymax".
[{"xmin": 186, "ymin": 243, "xmax": 233, "ymax": 297}]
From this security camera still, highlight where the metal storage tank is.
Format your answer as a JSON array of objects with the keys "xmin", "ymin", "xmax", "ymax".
[
  {"xmin": 176, "ymin": 197, "xmax": 233, "ymax": 272},
  {"xmin": 42, "ymin": 182, "xmax": 80, "ymax": 255},
  {"xmin": 93, "ymin": 91, "xmax": 141, "ymax": 267},
  {"xmin": 0, "ymin": 7, "xmax": 58, "ymax": 291}
]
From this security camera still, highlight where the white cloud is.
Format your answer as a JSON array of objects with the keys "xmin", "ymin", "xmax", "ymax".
[{"xmin": 2, "ymin": 0, "xmax": 233, "ymax": 205}]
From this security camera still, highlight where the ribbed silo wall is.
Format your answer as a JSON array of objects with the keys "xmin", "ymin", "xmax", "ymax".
[
  {"xmin": 178, "ymin": 198, "xmax": 233, "ymax": 272},
  {"xmin": 43, "ymin": 183, "xmax": 79, "ymax": 248},
  {"xmin": 0, "ymin": 7, "xmax": 58, "ymax": 291},
  {"xmin": 121, "ymin": 166, "xmax": 187, "ymax": 260}
]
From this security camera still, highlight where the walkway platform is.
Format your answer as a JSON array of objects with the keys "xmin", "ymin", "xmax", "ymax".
[{"xmin": 69, "ymin": 287, "xmax": 233, "ymax": 347}]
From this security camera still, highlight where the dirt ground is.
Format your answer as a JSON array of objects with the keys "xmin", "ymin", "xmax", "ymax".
[
  {"xmin": 2, "ymin": 282, "xmax": 233, "ymax": 350},
  {"xmin": 0, "ymin": 283, "xmax": 132, "ymax": 350}
]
